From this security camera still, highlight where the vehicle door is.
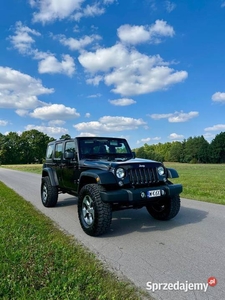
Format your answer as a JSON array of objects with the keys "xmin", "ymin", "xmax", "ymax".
[
  {"xmin": 52, "ymin": 142, "xmax": 63, "ymax": 186},
  {"xmin": 62, "ymin": 141, "xmax": 79, "ymax": 191}
]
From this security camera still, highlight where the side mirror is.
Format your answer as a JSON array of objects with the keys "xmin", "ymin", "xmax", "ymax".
[
  {"xmin": 132, "ymin": 151, "xmax": 136, "ymax": 158},
  {"xmin": 65, "ymin": 151, "xmax": 74, "ymax": 159}
]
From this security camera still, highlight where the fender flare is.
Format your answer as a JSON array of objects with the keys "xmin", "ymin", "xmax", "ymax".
[
  {"xmin": 167, "ymin": 167, "xmax": 179, "ymax": 179},
  {"xmin": 42, "ymin": 167, "xmax": 59, "ymax": 186},
  {"xmin": 79, "ymin": 169, "xmax": 117, "ymax": 190}
]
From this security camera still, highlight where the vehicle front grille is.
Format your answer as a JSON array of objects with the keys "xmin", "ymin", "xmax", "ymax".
[{"xmin": 128, "ymin": 167, "xmax": 159, "ymax": 186}]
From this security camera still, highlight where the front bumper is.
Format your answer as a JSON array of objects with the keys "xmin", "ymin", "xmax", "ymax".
[{"xmin": 100, "ymin": 184, "xmax": 182, "ymax": 204}]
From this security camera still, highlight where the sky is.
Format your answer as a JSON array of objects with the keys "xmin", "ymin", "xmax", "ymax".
[{"xmin": 1, "ymin": 0, "xmax": 225, "ymax": 149}]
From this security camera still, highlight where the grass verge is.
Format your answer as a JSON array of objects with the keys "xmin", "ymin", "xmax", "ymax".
[
  {"xmin": 0, "ymin": 181, "xmax": 150, "ymax": 300},
  {"xmin": 0, "ymin": 164, "xmax": 43, "ymax": 174}
]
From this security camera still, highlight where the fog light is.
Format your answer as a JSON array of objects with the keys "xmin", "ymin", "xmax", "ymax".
[{"xmin": 118, "ymin": 181, "xmax": 124, "ymax": 186}]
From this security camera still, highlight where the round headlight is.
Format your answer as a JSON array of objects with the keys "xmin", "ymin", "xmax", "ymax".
[
  {"xmin": 157, "ymin": 166, "xmax": 165, "ymax": 176},
  {"xmin": 116, "ymin": 168, "xmax": 125, "ymax": 179}
]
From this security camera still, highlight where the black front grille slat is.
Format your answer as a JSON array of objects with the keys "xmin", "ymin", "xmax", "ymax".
[
  {"xmin": 152, "ymin": 168, "xmax": 157, "ymax": 182},
  {"xmin": 129, "ymin": 167, "xmax": 159, "ymax": 186},
  {"xmin": 147, "ymin": 168, "xmax": 152, "ymax": 182}
]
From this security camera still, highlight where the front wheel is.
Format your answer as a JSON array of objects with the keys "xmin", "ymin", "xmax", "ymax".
[
  {"xmin": 146, "ymin": 195, "xmax": 180, "ymax": 220},
  {"xmin": 41, "ymin": 176, "xmax": 58, "ymax": 207},
  {"xmin": 78, "ymin": 184, "xmax": 112, "ymax": 236}
]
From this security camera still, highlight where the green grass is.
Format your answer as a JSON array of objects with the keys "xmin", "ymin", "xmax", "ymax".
[
  {"xmin": 1, "ymin": 164, "xmax": 43, "ymax": 174},
  {"xmin": 1, "ymin": 162, "xmax": 225, "ymax": 205},
  {"xmin": 165, "ymin": 163, "xmax": 225, "ymax": 205},
  {"xmin": 0, "ymin": 182, "xmax": 150, "ymax": 300}
]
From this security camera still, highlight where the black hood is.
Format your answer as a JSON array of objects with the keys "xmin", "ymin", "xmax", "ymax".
[{"xmin": 80, "ymin": 157, "xmax": 162, "ymax": 171}]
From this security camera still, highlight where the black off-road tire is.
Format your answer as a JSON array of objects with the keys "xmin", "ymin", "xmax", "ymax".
[
  {"xmin": 146, "ymin": 195, "xmax": 180, "ymax": 220},
  {"xmin": 41, "ymin": 176, "xmax": 58, "ymax": 207},
  {"xmin": 78, "ymin": 184, "xmax": 112, "ymax": 236}
]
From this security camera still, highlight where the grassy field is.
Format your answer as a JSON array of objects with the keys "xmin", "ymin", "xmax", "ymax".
[
  {"xmin": 0, "ymin": 181, "xmax": 150, "ymax": 300},
  {"xmin": 164, "ymin": 162, "xmax": 225, "ymax": 205},
  {"xmin": 1, "ymin": 162, "xmax": 225, "ymax": 205}
]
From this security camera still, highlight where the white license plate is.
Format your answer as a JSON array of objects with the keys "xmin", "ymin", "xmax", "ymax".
[{"xmin": 147, "ymin": 190, "xmax": 161, "ymax": 198}]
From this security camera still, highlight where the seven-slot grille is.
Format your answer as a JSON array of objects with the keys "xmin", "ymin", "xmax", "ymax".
[{"xmin": 128, "ymin": 167, "xmax": 159, "ymax": 186}]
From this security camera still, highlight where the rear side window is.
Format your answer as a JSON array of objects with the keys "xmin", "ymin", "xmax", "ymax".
[
  {"xmin": 65, "ymin": 141, "xmax": 75, "ymax": 153},
  {"xmin": 46, "ymin": 144, "xmax": 54, "ymax": 159},
  {"xmin": 54, "ymin": 143, "xmax": 63, "ymax": 159}
]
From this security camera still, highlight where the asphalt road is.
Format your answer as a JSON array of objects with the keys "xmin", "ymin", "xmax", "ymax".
[{"xmin": 0, "ymin": 168, "xmax": 224, "ymax": 300}]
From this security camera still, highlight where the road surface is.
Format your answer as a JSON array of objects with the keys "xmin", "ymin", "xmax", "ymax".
[{"xmin": 0, "ymin": 168, "xmax": 224, "ymax": 300}]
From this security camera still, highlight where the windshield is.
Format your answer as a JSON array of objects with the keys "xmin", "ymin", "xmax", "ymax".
[{"xmin": 78, "ymin": 138, "xmax": 133, "ymax": 160}]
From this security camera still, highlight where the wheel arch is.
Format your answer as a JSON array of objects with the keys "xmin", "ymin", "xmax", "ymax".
[
  {"xmin": 42, "ymin": 167, "xmax": 59, "ymax": 186},
  {"xmin": 78, "ymin": 169, "xmax": 117, "ymax": 193}
]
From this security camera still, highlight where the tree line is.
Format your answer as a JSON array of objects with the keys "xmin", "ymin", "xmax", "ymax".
[
  {"xmin": 0, "ymin": 130, "xmax": 54, "ymax": 165},
  {"xmin": 133, "ymin": 132, "xmax": 225, "ymax": 163},
  {"xmin": 0, "ymin": 129, "xmax": 225, "ymax": 164}
]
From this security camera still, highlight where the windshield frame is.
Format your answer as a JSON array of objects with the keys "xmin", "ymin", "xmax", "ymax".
[{"xmin": 77, "ymin": 137, "xmax": 133, "ymax": 160}]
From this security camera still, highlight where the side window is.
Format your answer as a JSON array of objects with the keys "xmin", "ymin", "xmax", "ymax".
[
  {"xmin": 54, "ymin": 143, "xmax": 63, "ymax": 159},
  {"xmin": 46, "ymin": 144, "xmax": 54, "ymax": 159},
  {"xmin": 65, "ymin": 141, "xmax": 75, "ymax": 154}
]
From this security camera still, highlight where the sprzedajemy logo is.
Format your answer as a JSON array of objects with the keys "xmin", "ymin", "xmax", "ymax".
[{"xmin": 146, "ymin": 277, "xmax": 217, "ymax": 293}]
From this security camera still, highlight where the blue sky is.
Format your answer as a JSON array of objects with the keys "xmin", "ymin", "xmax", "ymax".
[{"xmin": 1, "ymin": 0, "xmax": 225, "ymax": 148}]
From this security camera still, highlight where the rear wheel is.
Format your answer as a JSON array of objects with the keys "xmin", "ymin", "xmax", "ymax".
[
  {"xmin": 146, "ymin": 195, "xmax": 180, "ymax": 220},
  {"xmin": 78, "ymin": 184, "xmax": 112, "ymax": 236},
  {"xmin": 41, "ymin": 176, "xmax": 58, "ymax": 207}
]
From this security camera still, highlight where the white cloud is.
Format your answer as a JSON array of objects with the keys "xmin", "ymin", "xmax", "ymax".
[
  {"xmin": 79, "ymin": 43, "xmax": 129, "ymax": 73},
  {"xmin": 73, "ymin": 116, "xmax": 147, "ymax": 133},
  {"xmin": 31, "ymin": 0, "xmax": 84, "ymax": 23},
  {"xmin": 30, "ymin": 104, "xmax": 80, "ymax": 120},
  {"xmin": 150, "ymin": 113, "xmax": 172, "ymax": 120},
  {"xmin": 149, "ymin": 19, "xmax": 174, "ymax": 38},
  {"xmin": 212, "ymin": 92, "xmax": 225, "ymax": 102},
  {"xmin": 9, "ymin": 23, "xmax": 75, "ymax": 77},
  {"xmin": 25, "ymin": 124, "xmax": 69, "ymax": 136},
  {"xmin": 79, "ymin": 43, "xmax": 187, "ymax": 96},
  {"xmin": 204, "ymin": 132, "xmax": 215, "ymax": 140},
  {"xmin": 38, "ymin": 54, "xmax": 75, "ymax": 76},
  {"xmin": 9, "ymin": 21, "xmax": 41, "ymax": 54},
  {"xmin": 169, "ymin": 133, "xmax": 184, "ymax": 140},
  {"xmin": 0, "ymin": 67, "xmax": 53, "ymax": 110},
  {"xmin": 86, "ymin": 76, "xmax": 103, "ymax": 86},
  {"xmin": 77, "ymin": 132, "xmax": 97, "ymax": 137},
  {"xmin": 16, "ymin": 109, "xmax": 30, "ymax": 117},
  {"xmin": 103, "ymin": 0, "xmax": 117, "ymax": 4},
  {"xmin": 0, "ymin": 120, "xmax": 8, "ymax": 126},
  {"xmin": 117, "ymin": 20, "xmax": 175, "ymax": 45},
  {"xmin": 87, "ymin": 93, "xmax": 101, "ymax": 98},
  {"xmin": 83, "ymin": 3, "xmax": 105, "ymax": 17},
  {"xmin": 168, "ymin": 111, "xmax": 199, "ymax": 122},
  {"xmin": 150, "ymin": 111, "xmax": 199, "ymax": 122},
  {"xmin": 117, "ymin": 25, "xmax": 151, "ymax": 45},
  {"xmin": 85, "ymin": 113, "xmax": 91, "ymax": 118},
  {"xmin": 73, "ymin": 3, "xmax": 105, "ymax": 21},
  {"xmin": 204, "ymin": 124, "xmax": 225, "ymax": 131},
  {"xmin": 48, "ymin": 120, "xmax": 66, "ymax": 126},
  {"xmin": 137, "ymin": 137, "xmax": 161, "ymax": 144},
  {"xmin": 56, "ymin": 34, "xmax": 102, "ymax": 51},
  {"xmin": 165, "ymin": 1, "xmax": 176, "ymax": 13},
  {"xmin": 109, "ymin": 98, "xmax": 136, "ymax": 106}
]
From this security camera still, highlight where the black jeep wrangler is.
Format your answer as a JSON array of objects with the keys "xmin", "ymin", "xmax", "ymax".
[{"xmin": 41, "ymin": 137, "xmax": 182, "ymax": 236}]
